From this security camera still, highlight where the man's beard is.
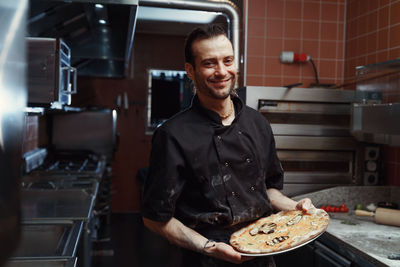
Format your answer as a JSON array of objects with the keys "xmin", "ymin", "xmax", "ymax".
[{"xmin": 193, "ymin": 75, "xmax": 235, "ymax": 100}]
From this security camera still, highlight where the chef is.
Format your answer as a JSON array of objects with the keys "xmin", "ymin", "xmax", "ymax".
[{"xmin": 141, "ymin": 24, "xmax": 314, "ymax": 267}]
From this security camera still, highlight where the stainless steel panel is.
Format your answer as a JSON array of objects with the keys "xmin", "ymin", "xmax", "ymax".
[
  {"xmin": 245, "ymin": 86, "xmax": 358, "ymax": 110},
  {"xmin": 275, "ymin": 136, "xmax": 357, "ymax": 150},
  {"xmin": 22, "ymin": 176, "xmax": 99, "ymax": 197},
  {"xmin": 51, "ymin": 109, "xmax": 117, "ymax": 161},
  {"xmin": 351, "ymin": 103, "xmax": 400, "ymax": 146},
  {"xmin": 271, "ymin": 124, "xmax": 351, "ymax": 137},
  {"xmin": 20, "ymin": 190, "xmax": 95, "ymax": 221},
  {"xmin": 0, "ymin": 0, "xmax": 28, "ymax": 264},
  {"xmin": 11, "ymin": 221, "xmax": 82, "ymax": 258},
  {"xmin": 5, "ymin": 258, "xmax": 77, "ymax": 267},
  {"xmin": 283, "ymin": 173, "xmax": 354, "ymax": 184},
  {"xmin": 27, "ymin": 37, "xmax": 76, "ymax": 105}
]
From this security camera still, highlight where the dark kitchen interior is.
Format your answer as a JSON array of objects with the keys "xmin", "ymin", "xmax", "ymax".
[{"xmin": 1, "ymin": 0, "xmax": 400, "ymax": 267}]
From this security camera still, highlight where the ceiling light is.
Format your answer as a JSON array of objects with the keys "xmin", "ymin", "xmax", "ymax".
[
  {"xmin": 95, "ymin": 4, "xmax": 104, "ymax": 9},
  {"xmin": 98, "ymin": 19, "xmax": 106, "ymax": 24}
]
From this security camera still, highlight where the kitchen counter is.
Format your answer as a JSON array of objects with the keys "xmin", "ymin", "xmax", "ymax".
[{"xmin": 294, "ymin": 186, "xmax": 400, "ymax": 267}]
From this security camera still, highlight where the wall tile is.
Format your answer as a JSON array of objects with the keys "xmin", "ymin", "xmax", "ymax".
[
  {"xmin": 264, "ymin": 57, "xmax": 282, "ymax": 76},
  {"xmin": 303, "ymin": 2, "xmax": 321, "ymax": 21},
  {"xmin": 302, "ymin": 40, "xmax": 320, "ymax": 58},
  {"xmin": 266, "ymin": 19, "xmax": 284, "ymax": 38},
  {"xmin": 265, "ymin": 38, "xmax": 284, "ymax": 57},
  {"xmin": 390, "ymin": 1, "xmax": 400, "ymax": 25},
  {"xmin": 247, "ymin": 37, "xmax": 265, "ymax": 56},
  {"xmin": 389, "ymin": 24, "xmax": 400, "ymax": 48},
  {"xmin": 246, "ymin": 75, "xmax": 264, "ymax": 86},
  {"xmin": 320, "ymin": 41, "xmax": 337, "ymax": 59},
  {"xmin": 266, "ymin": 0, "xmax": 284, "ymax": 19},
  {"xmin": 284, "ymin": 39, "xmax": 302, "ymax": 52},
  {"xmin": 284, "ymin": 20, "xmax": 302, "ymax": 38},
  {"xmin": 367, "ymin": 11, "xmax": 378, "ymax": 33},
  {"xmin": 321, "ymin": 3, "xmax": 338, "ymax": 22},
  {"xmin": 248, "ymin": 18, "xmax": 265, "ymax": 37},
  {"xmin": 247, "ymin": 56, "xmax": 264, "ymax": 75},
  {"xmin": 285, "ymin": 1, "xmax": 302, "ymax": 20},
  {"xmin": 320, "ymin": 22, "xmax": 338, "ymax": 41},
  {"xmin": 378, "ymin": 6, "xmax": 389, "ymax": 29},
  {"xmin": 377, "ymin": 28, "xmax": 389, "ymax": 50},
  {"xmin": 248, "ymin": 0, "xmax": 266, "ymax": 17},
  {"xmin": 283, "ymin": 64, "xmax": 301, "ymax": 77},
  {"xmin": 264, "ymin": 76, "xmax": 282, "ymax": 87},
  {"xmin": 303, "ymin": 21, "xmax": 320, "ymax": 39}
]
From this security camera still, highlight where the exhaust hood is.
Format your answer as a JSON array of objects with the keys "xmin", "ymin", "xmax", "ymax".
[{"xmin": 28, "ymin": 0, "xmax": 138, "ymax": 78}]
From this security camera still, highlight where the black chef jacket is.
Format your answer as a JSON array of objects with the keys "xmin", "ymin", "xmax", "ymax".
[{"xmin": 142, "ymin": 94, "xmax": 283, "ymax": 237}]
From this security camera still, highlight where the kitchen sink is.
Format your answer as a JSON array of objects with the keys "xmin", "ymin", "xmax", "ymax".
[
  {"xmin": 9, "ymin": 220, "xmax": 82, "ymax": 260},
  {"xmin": 4, "ymin": 258, "xmax": 76, "ymax": 267},
  {"xmin": 21, "ymin": 176, "xmax": 99, "ymax": 196},
  {"xmin": 20, "ymin": 189, "xmax": 95, "ymax": 221}
]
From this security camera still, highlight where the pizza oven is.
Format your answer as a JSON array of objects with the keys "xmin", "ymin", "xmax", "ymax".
[{"xmin": 240, "ymin": 86, "xmax": 364, "ymax": 196}]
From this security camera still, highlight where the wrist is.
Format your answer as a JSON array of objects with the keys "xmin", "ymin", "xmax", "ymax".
[{"xmin": 202, "ymin": 239, "xmax": 216, "ymax": 254}]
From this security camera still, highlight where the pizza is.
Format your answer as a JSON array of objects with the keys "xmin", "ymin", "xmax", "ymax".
[{"xmin": 229, "ymin": 208, "xmax": 329, "ymax": 254}]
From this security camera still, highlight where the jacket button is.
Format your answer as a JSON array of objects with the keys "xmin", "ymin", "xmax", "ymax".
[
  {"xmin": 246, "ymin": 158, "xmax": 251, "ymax": 163},
  {"xmin": 231, "ymin": 191, "xmax": 236, "ymax": 196},
  {"xmin": 250, "ymin": 186, "xmax": 256, "ymax": 191},
  {"xmin": 225, "ymin": 162, "xmax": 229, "ymax": 167},
  {"xmin": 238, "ymin": 131, "xmax": 242, "ymax": 135},
  {"xmin": 217, "ymin": 135, "xmax": 222, "ymax": 140}
]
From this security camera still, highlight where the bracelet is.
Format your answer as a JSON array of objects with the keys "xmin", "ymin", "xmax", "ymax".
[{"xmin": 203, "ymin": 239, "xmax": 216, "ymax": 250}]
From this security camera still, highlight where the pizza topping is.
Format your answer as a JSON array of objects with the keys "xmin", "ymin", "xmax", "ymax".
[
  {"xmin": 260, "ymin": 223, "xmax": 277, "ymax": 234},
  {"xmin": 286, "ymin": 214, "xmax": 302, "ymax": 226},
  {"xmin": 249, "ymin": 222, "xmax": 277, "ymax": 236},
  {"xmin": 266, "ymin": 236, "xmax": 289, "ymax": 246},
  {"xmin": 249, "ymin": 227, "xmax": 259, "ymax": 236}
]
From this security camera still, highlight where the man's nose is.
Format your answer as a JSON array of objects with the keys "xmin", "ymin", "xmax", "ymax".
[{"xmin": 215, "ymin": 62, "xmax": 228, "ymax": 76}]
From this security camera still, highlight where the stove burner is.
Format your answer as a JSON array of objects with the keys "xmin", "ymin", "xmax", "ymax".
[{"xmin": 31, "ymin": 151, "xmax": 105, "ymax": 177}]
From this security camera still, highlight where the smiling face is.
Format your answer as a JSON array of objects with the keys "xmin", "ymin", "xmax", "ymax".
[{"xmin": 185, "ymin": 35, "xmax": 237, "ymax": 100}]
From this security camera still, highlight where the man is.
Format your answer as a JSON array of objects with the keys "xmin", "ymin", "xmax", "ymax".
[{"xmin": 141, "ymin": 25, "xmax": 313, "ymax": 266}]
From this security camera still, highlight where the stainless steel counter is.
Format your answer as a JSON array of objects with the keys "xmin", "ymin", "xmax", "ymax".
[
  {"xmin": 4, "ymin": 257, "xmax": 77, "ymax": 267},
  {"xmin": 294, "ymin": 186, "xmax": 400, "ymax": 267},
  {"xmin": 6, "ymin": 220, "xmax": 82, "ymax": 267},
  {"xmin": 20, "ymin": 189, "xmax": 95, "ymax": 221}
]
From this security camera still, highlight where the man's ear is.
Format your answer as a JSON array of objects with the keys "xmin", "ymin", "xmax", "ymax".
[{"xmin": 185, "ymin": 62, "xmax": 194, "ymax": 80}]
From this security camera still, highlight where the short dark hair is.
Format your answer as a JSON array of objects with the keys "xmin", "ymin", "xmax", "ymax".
[{"xmin": 184, "ymin": 24, "xmax": 231, "ymax": 67}]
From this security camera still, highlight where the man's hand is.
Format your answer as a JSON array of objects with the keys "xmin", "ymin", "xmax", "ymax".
[
  {"xmin": 203, "ymin": 241, "xmax": 254, "ymax": 264},
  {"xmin": 267, "ymin": 188, "xmax": 315, "ymax": 212},
  {"xmin": 296, "ymin": 197, "xmax": 315, "ymax": 212}
]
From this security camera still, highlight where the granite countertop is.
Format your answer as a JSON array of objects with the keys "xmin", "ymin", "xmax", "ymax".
[{"xmin": 294, "ymin": 186, "xmax": 400, "ymax": 267}]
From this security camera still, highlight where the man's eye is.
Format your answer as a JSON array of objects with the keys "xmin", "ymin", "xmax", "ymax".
[
  {"xmin": 225, "ymin": 58, "xmax": 233, "ymax": 65},
  {"xmin": 204, "ymin": 61, "xmax": 214, "ymax": 67}
]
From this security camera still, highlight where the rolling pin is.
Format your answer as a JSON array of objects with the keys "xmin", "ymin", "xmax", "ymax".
[{"xmin": 355, "ymin": 208, "xmax": 400, "ymax": 227}]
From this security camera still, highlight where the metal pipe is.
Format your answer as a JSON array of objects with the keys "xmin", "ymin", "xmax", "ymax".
[{"xmin": 138, "ymin": 0, "xmax": 241, "ymax": 74}]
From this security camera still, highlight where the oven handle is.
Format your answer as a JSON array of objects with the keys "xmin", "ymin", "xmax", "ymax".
[{"xmin": 61, "ymin": 66, "xmax": 78, "ymax": 95}]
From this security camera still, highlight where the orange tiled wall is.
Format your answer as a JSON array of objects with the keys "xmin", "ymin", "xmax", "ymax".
[
  {"xmin": 345, "ymin": 0, "xmax": 400, "ymax": 186},
  {"xmin": 246, "ymin": 0, "xmax": 345, "ymax": 88},
  {"xmin": 344, "ymin": 0, "xmax": 400, "ymax": 85}
]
